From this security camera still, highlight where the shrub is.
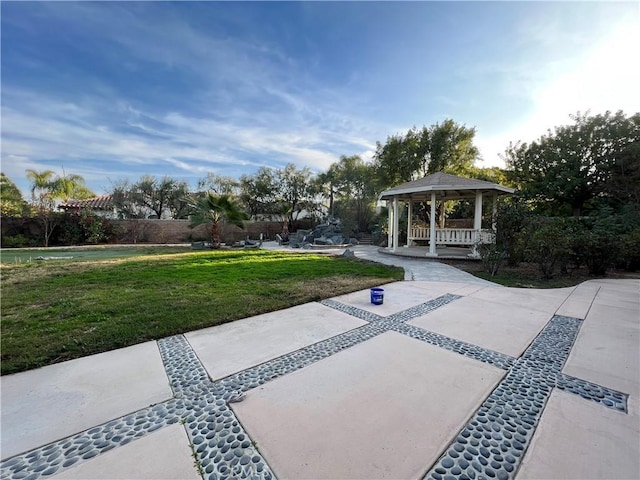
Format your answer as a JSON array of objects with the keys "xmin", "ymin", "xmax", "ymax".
[
  {"xmin": 620, "ymin": 228, "xmax": 640, "ymax": 271},
  {"xmin": 0, "ymin": 234, "xmax": 35, "ymax": 248},
  {"xmin": 495, "ymin": 197, "xmax": 531, "ymax": 266},
  {"xmin": 477, "ymin": 240, "xmax": 507, "ymax": 277},
  {"xmin": 575, "ymin": 204, "xmax": 639, "ymax": 275},
  {"xmin": 522, "ymin": 218, "xmax": 574, "ymax": 279},
  {"xmin": 56, "ymin": 210, "xmax": 118, "ymax": 245}
]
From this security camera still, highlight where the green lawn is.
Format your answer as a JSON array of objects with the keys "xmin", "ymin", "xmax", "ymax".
[
  {"xmin": 1, "ymin": 249, "xmax": 404, "ymax": 375},
  {"xmin": 1, "ymin": 245, "xmax": 191, "ymax": 264}
]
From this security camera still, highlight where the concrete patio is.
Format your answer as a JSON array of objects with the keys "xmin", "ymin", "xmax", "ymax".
[{"xmin": 1, "ymin": 252, "xmax": 638, "ymax": 479}]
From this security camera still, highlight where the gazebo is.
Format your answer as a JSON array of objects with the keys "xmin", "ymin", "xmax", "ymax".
[{"xmin": 379, "ymin": 172, "xmax": 515, "ymax": 258}]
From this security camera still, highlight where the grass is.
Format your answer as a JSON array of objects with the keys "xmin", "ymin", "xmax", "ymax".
[
  {"xmin": 1, "ymin": 249, "xmax": 404, "ymax": 375},
  {"xmin": 1, "ymin": 245, "xmax": 191, "ymax": 264}
]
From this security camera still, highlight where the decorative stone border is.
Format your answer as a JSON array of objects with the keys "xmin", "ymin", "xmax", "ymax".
[
  {"xmin": 556, "ymin": 373, "xmax": 628, "ymax": 412},
  {"xmin": 422, "ymin": 314, "xmax": 627, "ymax": 480},
  {"xmin": 320, "ymin": 293, "xmax": 461, "ymax": 325},
  {"xmin": 391, "ymin": 323, "xmax": 515, "ymax": 371},
  {"xmin": 0, "ymin": 398, "xmax": 189, "ymax": 480},
  {"xmin": 1, "ymin": 295, "xmax": 630, "ymax": 480}
]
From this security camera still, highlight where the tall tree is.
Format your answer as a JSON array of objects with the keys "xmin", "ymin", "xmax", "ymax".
[
  {"xmin": 314, "ymin": 169, "xmax": 339, "ymax": 218},
  {"xmin": 25, "ymin": 169, "xmax": 56, "ymax": 210},
  {"xmin": 189, "ymin": 193, "xmax": 249, "ymax": 248},
  {"xmin": 197, "ymin": 173, "xmax": 240, "ymax": 197},
  {"xmin": 0, "ymin": 173, "xmax": 28, "ymax": 217},
  {"xmin": 427, "ymin": 119, "xmax": 478, "ymax": 175},
  {"xmin": 373, "ymin": 119, "xmax": 479, "ymax": 190},
  {"xmin": 111, "ymin": 176, "xmax": 191, "ymax": 219},
  {"xmin": 25, "ymin": 169, "xmax": 95, "ymax": 206},
  {"xmin": 504, "ymin": 110, "xmax": 640, "ymax": 216},
  {"xmin": 239, "ymin": 167, "xmax": 278, "ymax": 219},
  {"xmin": 111, "ymin": 179, "xmax": 147, "ymax": 219},
  {"xmin": 275, "ymin": 163, "xmax": 318, "ymax": 229},
  {"xmin": 0, "ymin": 172, "xmax": 27, "ymax": 217},
  {"xmin": 51, "ymin": 173, "xmax": 95, "ymax": 202},
  {"xmin": 326, "ymin": 155, "xmax": 377, "ymax": 232},
  {"xmin": 25, "ymin": 169, "xmax": 58, "ymax": 246}
]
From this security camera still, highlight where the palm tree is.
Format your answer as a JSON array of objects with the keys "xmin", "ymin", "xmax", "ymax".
[
  {"xmin": 25, "ymin": 169, "xmax": 56, "ymax": 210},
  {"xmin": 51, "ymin": 173, "xmax": 95, "ymax": 202},
  {"xmin": 25, "ymin": 169, "xmax": 95, "ymax": 246},
  {"xmin": 189, "ymin": 192, "xmax": 249, "ymax": 248}
]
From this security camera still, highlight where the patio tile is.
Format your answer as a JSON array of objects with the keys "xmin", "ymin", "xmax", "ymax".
[
  {"xmin": 555, "ymin": 282, "xmax": 600, "ymax": 319},
  {"xmin": 408, "ymin": 296, "xmax": 551, "ymax": 357},
  {"xmin": 231, "ymin": 331, "xmax": 504, "ymax": 479},
  {"xmin": 53, "ymin": 424, "xmax": 200, "ymax": 479},
  {"xmin": 592, "ymin": 288, "xmax": 640, "ymax": 312},
  {"xmin": 0, "ymin": 342, "xmax": 171, "ymax": 460},
  {"xmin": 563, "ymin": 303, "xmax": 640, "ymax": 398},
  {"xmin": 185, "ymin": 302, "xmax": 366, "ymax": 381},
  {"xmin": 330, "ymin": 281, "xmax": 448, "ymax": 316},
  {"xmin": 468, "ymin": 285, "xmax": 574, "ymax": 314},
  {"xmin": 517, "ymin": 389, "xmax": 639, "ymax": 480}
]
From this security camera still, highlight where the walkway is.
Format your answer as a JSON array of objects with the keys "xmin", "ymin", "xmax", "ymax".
[{"xmin": 261, "ymin": 242, "xmax": 498, "ymax": 284}]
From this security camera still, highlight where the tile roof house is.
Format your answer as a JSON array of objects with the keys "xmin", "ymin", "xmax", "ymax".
[{"xmin": 58, "ymin": 195, "xmax": 118, "ymax": 219}]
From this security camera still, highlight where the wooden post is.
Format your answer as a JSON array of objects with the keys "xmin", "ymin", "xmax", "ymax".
[
  {"xmin": 392, "ymin": 196, "xmax": 399, "ymax": 252},
  {"xmin": 428, "ymin": 192, "xmax": 437, "ymax": 257},
  {"xmin": 406, "ymin": 200, "xmax": 413, "ymax": 247},
  {"xmin": 387, "ymin": 200, "xmax": 392, "ymax": 249}
]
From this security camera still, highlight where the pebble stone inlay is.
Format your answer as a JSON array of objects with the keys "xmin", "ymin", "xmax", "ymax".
[
  {"xmin": 556, "ymin": 373, "xmax": 628, "ymax": 412},
  {"xmin": 0, "ymin": 398, "xmax": 189, "ymax": 480},
  {"xmin": 423, "ymin": 314, "xmax": 625, "ymax": 480},
  {"xmin": 2, "ymin": 294, "xmax": 458, "ymax": 480},
  {"xmin": 320, "ymin": 293, "xmax": 461, "ymax": 325},
  {"xmin": 2, "ymin": 293, "xmax": 631, "ymax": 480},
  {"xmin": 391, "ymin": 323, "xmax": 516, "ymax": 370}
]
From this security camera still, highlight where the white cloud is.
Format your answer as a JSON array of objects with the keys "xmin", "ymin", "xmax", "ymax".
[
  {"xmin": 475, "ymin": 18, "xmax": 640, "ymax": 168},
  {"xmin": 1, "ymin": 85, "xmax": 383, "ymax": 195}
]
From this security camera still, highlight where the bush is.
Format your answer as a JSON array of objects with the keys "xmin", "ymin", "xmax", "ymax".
[
  {"xmin": 0, "ymin": 234, "xmax": 35, "ymax": 248},
  {"xmin": 495, "ymin": 197, "xmax": 531, "ymax": 266},
  {"xmin": 477, "ymin": 240, "xmax": 507, "ymax": 277},
  {"xmin": 620, "ymin": 228, "xmax": 640, "ymax": 271},
  {"xmin": 575, "ymin": 204, "xmax": 639, "ymax": 275},
  {"xmin": 522, "ymin": 218, "xmax": 575, "ymax": 279},
  {"xmin": 56, "ymin": 210, "xmax": 118, "ymax": 245}
]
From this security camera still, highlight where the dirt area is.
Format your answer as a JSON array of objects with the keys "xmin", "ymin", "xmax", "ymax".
[{"xmin": 439, "ymin": 259, "xmax": 640, "ymax": 288}]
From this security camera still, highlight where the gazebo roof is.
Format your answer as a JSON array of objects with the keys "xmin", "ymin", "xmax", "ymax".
[{"xmin": 379, "ymin": 172, "xmax": 514, "ymax": 201}]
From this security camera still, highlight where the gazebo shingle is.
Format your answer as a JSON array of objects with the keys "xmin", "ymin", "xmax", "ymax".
[{"xmin": 379, "ymin": 172, "xmax": 514, "ymax": 200}]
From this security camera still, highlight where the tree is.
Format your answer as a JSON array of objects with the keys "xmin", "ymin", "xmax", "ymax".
[
  {"xmin": 275, "ymin": 163, "xmax": 319, "ymax": 230},
  {"xmin": 189, "ymin": 193, "xmax": 249, "ymax": 248},
  {"xmin": 111, "ymin": 176, "xmax": 191, "ymax": 219},
  {"xmin": 314, "ymin": 169, "xmax": 339, "ymax": 218},
  {"xmin": 111, "ymin": 179, "xmax": 146, "ymax": 219},
  {"xmin": 197, "ymin": 173, "xmax": 240, "ymax": 197},
  {"xmin": 373, "ymin": 119, "xmax": 479, "ymax": 190},
  {"xmin": 239, "ymin": 167, "xmax": 278, "ymax": 219},
  {"xmin": 25, "ymin": 169, "xmax": 56, "ymax": 210},
  {"xmin": 324, "ymin": 155, "xmax": 377, "ymax": 233},
  {"xmin": 0, "ymin": 173, "xmax": 28, "ymax": 217},
  {"xmin": 25, "ymin": 169, "xmax": 94, "ymax": 246},
  {"xmin": 50, "ymin": 173, "xmax": 95, "ymax": 202},
  {"xmin": 430, "ymin": 120, "xmax": 478, "ymax": 175},
  {"xmin": 504, "ymin": 111, "xmax": 640, "ymax": 216}
]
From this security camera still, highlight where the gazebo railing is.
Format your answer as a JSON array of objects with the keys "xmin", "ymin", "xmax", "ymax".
[{"xmin": 409, "ymin": 227, "xmax": 495, "ymax": 246}]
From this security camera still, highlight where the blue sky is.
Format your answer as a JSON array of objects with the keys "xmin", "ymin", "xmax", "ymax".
[{"xmin": 2, "ymin": 1, "xmax": 639, "ymax": 197}]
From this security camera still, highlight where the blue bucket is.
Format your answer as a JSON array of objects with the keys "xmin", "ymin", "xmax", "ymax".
[{"xmin": 370, "ymin": 287, "xmax": 384, "ymax": 305}]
